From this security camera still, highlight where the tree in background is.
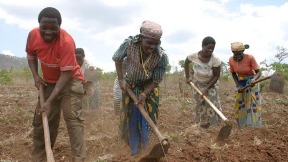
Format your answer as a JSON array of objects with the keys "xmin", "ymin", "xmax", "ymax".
[
  {"xmin": 275, "ymin": 46, "xmax": 288, "ymax": 63},
  {"xmin": 0, "ymin": 69, "xmax": 12, "ymax": 84},
  {"xmin": 220, "ymin": 61, "xmax": 230, "ymax": 81},
  {"xmin": 166, "ymin": 64, "xmax": 172, "ymax": 74},
  {"xmin": 260, "ymin": 46, "xmax": 288, "ymax": 80}
]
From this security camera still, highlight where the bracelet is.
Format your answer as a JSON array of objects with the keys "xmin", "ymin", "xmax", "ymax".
[{"xmin": 140, "ymin": 92, "xmax": 147, "ymax": 98}]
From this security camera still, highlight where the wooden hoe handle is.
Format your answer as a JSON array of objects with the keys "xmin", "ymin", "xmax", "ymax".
[
  {"xmin": 238, "ymin": 75, "xmax": 272, "ymax": 92},
  {"xmin": 189, "ymin": 82, "xmax": 228, "ymax": 121},
  {"xmin": 126, "ymin": 87, "xmax": 167, "ymax": 143},
  {"xmin": 39, "ymin": 85, "xmax": 55, "ymax": 162}
]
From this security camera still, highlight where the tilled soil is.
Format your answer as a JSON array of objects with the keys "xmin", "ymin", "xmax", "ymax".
[{"xmin": 0, "ymin": 78, "xmax": 287, "ymax": 162}]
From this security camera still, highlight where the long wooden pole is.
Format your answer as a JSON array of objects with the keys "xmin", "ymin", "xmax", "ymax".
[
  {"xmin": 238, "ymin": 75, "xmax": 272, "ymax": 92},
  {"xmin": 39, "ymin": 85, "xmax": 55, "ymax": 162},
  {"xmin": 125, "ymin": 87, "xmax": 167, "ymax": 144},
  {"xmin": 189, "ymin": 82, "xmax": 228, "ymax": 121}
]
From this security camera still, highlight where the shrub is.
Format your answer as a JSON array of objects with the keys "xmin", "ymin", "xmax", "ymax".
[{"xmin": 0, "ymin": 69, "xmax": 12, "ymax": 84}]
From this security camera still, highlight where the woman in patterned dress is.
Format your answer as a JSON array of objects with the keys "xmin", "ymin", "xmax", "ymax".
[
  {"xmin": 228, "ymin": 42, "xmax": 262, "ymax": 128},
  {"xmin": 112, "ymin": 20, "xmax": 168, "ymax": 155},
  {"xmin": 184, "ymin": 36, "xmax": 222, "ymax": 128}
]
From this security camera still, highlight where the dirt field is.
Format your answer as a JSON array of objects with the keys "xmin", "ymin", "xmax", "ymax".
[{"xmin": 0, "ymin": 76, "xmax": 287, "ymax": 162}]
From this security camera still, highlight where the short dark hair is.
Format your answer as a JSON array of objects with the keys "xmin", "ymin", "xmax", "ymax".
[
  {"xmin": 202, "ymin": 36, "xmax": 216, "ymax": 46},
  {"xmin": 38, "ymin": 7, "xmax": 62, "ymax": 25},
  {"xmin": 75, "ymin": 48, "xmax": 85, "ymax": 56}
]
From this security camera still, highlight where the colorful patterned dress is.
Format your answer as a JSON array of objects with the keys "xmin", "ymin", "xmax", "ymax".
[
  {"xmin": 112, "ymin": 35, "xmax": 168, "ymax": 155},
  {"xmin": 234, "ymin": 77, "xmax": 262, "ymax": 128},
  {"xmin": 187, "ymin": 52, "xmax": 222, "ymax": 127},
  {"xmin": 229, "ymin": 54, "xmax": 262, "ymax": 128}
]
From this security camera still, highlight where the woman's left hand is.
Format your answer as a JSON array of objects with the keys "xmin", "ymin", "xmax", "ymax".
[
  {"xmin": 250, "ymin": 79, "xmax": 256, "ymax": 87},
  {"xmin": 201, "ymin": 88, "xmax": 209, "ymax": 97},
  {"xmin": 136, "ymin": 92, "xmax": 146, "ymax": 105},
  {"xmin": 186, "ymin": 78, "xmax": 192, "ymax": 85}
]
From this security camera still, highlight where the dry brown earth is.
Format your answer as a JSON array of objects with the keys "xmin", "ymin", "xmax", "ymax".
[{"xmin": 0, "ymin": 76, "xmax": 287, "ymax": 162}]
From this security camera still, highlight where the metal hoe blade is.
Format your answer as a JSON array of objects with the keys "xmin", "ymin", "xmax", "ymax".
[
  {"xmin": 140, "ymin": 140, "xmax": 170, "ymax": 161},
  {"xmin": 216, "ymin": 123, "xmax": 232, "ymax": 142},
  {"xmin": 189, "ymin": 82, "xmax": 233, "ymax": 142}
]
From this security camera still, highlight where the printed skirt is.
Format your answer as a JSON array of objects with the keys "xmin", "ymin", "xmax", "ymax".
[
  {"xmin": 119, "ymin": 85, "xmax": 159, "ymax": 155},
  {"xmin": 234, "ymin": 79, "xmax": 262, "ymax": 128},
  {"xmin": 193, "ymin": 82, "xmax": 222, "ymax": 127}
]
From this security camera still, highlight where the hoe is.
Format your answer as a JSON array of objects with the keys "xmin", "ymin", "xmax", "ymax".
[
  {"xmin": 39, "ymin": 85, "xmax": 55, "ymax": 162},
  {"xmin": 126, "ymin": 87, "xmax": 170, "ymax": 161}
]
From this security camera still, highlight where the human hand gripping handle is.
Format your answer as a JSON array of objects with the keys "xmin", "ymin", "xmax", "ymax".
[
  {"xmin": 237, "ymin": 76, "xmax": 272, "ymax": 92},
  {"xmin": 188, "ymin": 81, "xmax": 233, "ymax": 142},
  {"xmin": 39, "ymin": 84, "xmax": 55, "ymax": 162},
  {"xmin": 34, "ymin": 75, "xmax": 47, "ymax": 90},
  {"xmin": 188, "ymin": 81, "xmax": 228, "ymax": 121},
  {"xmin": 186, "ymin": 78, "xmax": 192, "ymax": 84},
  {"xmin": 136, "ymin": 92, "xmax": 146, "ymax": 105},
  {"xmin": 125, "ymin": 87, "xmax": 170, "ymax": 159},
  {"xmin": 38, "ymin": 84, "xmax": 51, "ymax": 116},
  {"xmin": 187, "ymin": 79, "xmax": 208, "ymax": 97},
  {"xmin": 125, "ymin": 87, "xmax": 168, "ymax": 145},
  {"xmin": 200, "ymin": 87, "xmax": 208, "ymax": 97}
]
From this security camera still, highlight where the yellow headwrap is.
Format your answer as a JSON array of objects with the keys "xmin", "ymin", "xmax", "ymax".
[{"xmin": 231, "ymin": 42, "xmax": 246, "ymax": 52}]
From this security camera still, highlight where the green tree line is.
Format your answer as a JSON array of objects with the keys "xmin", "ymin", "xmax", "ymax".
[{"xmin": 1, "ymin": 46, "xmax": 287, "ymax": 85}]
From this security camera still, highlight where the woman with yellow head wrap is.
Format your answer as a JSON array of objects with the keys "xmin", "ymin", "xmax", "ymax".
[{"xmin": 228, "ymin": 42, "xmax": 262, "ymax": 128}]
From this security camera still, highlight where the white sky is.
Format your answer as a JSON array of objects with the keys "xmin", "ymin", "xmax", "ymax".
[{"xmin": 0, "ymin": 0, "xmax": 288, "ymax": 72}]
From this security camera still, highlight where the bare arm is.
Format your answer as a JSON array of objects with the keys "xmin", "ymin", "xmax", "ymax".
[
  {"xmin": 115, "ymin": 62, "xmax": 124, "ymax": 81},
  {"xmin": 253, "ymin": 69, "xmax": 261, "ymax": 80},
  {"xmin": 28, "ymin": 59, "xmax": 46, "ymax": 89},
  {"xmin": 231, "ymin": 72, "xmax": 240, "ymax": 87},
  {"xmin": 199, "ymin": 66, "xmax": 220, "ymax": 96},
  {"xmin": 207, "ymin": 66, "xmax": 220, "ymax": 89},
  {"xmin": 137, "ymin": 81, "xmax": 158, "ymax": 105},
  {"xmin": 28, "ymin": 59, "xmax": 38, "ymax": 77},
  {"xmin": 250, "ymin": 69, "xmax": 262, "ymax": 86},
  {"xmin": 41, "ymin": 71, "xmax": 71, "ymax": 116},
  {"xmin": 115, "ymin": 61, "xmax": 129, "ymax": 92},
  {"xmin": 142, "ymin": 81, "xmax": 158, "ymax": 96},
  {"xmin": 46, "ymin": 71, "xmax": 71, "ymax": 103}
]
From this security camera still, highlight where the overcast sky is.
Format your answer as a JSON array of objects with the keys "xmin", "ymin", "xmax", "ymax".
[{"xmin": 0, "ymin": 0, "xmax": 288, "ymax": 72}]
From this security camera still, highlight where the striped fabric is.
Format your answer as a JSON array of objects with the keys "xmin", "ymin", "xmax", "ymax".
[
  {"xmin": 113, "ymin": 78, "xmax": 122, "ymax": 116},
  {"xmin": 112, "ymin": 35, "xmax": 168, "ymax": 155},
  {"xmin": 112, "ymin": 35, "xmax": 168, "ymax": 88}
]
